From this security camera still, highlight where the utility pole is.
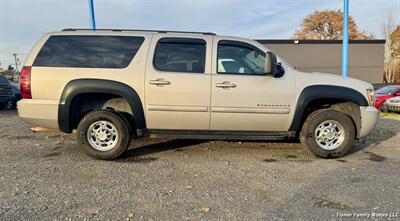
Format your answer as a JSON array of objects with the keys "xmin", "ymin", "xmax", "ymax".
[
  {"xmin": 13, "ymin": 53, "xmax": 19, "ymax": 73},
  {"xmin": 88, "ymin": 0, "xmax": 96, "ymax": 30},
  {"xmin": 341, "ymin": 0, "xmax": 349, "ymax": 78}
]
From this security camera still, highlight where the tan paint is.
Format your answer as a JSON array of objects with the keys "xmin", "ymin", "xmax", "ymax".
[
  {"xmin": 210, "ymin": 36, "xmax": 296, "ymax": 131},
  {"xmin": 18, "ymin": 30, "xmax": 377, "ymax": 139},
  {"xmin": 144, "ymin": 34, "xmax": 213, "ymax": 130},
  {"xmin": 17, "ymin": 99, "xmax": 59, "ymax": 128}
]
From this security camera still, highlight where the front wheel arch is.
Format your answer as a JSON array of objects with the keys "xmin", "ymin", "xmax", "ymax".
[{"xmin": 289, "ymin": 85, "xmax": 367, "ymax": 138}]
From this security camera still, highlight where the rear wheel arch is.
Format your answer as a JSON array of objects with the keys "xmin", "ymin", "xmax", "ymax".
[
  {"xmin": 289, "ymin": 85, "xmax": 367, "ymax": 138},
  {"xmin": 58, "ymin": 79, "xmax": 145, "ymax": 133}
]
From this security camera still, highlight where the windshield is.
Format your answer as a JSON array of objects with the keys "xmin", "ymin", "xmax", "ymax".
[{"xmin": 376, "ymin": 86, "xmax": 397, "ymax": 94}]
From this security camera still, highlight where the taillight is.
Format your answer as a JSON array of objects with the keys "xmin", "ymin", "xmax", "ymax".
[{"xmin": 20, "ymin": 66, "xmax": 32, "ymax": 99}]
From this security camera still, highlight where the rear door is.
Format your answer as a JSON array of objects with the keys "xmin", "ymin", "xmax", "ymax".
[{"xmin": 144, "ymin": 34, "xmax": 213, "ymax": 130}]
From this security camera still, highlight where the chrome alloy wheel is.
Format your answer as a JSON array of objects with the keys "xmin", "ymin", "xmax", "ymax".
[
  {"xmin": 87, "ymin": 120, "xmax": 119, "ymax": 151},
  {"xmin": 314, "ymin": 120, "xmax": 345, "ymax": 150}
]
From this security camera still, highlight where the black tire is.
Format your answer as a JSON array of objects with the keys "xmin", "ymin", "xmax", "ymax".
[
  {"xmin": 114, "ymin": 111, "xmax": 135, "ymax": 135},
  {"xmin": 300, "ymin": 109, "xmax": 355, "ymax": 158},
  {"xmin": 77, "ymin": 110, "xmax": 131, "ymax": 160},
  {"xmin": 379, "ymin": 103, "xmax": 388, "ymax": 113}
]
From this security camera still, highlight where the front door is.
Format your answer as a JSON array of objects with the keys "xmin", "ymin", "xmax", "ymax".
[
  {"xmin": 145, "ymin": 35, "xmax": 213, "ymax": 130},
  {"xmin": 210, "ymin": 37, "xmax": 295, "ymax": 131}
]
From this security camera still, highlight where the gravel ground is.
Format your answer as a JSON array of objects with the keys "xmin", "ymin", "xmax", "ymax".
[{"xmin": 0, "ymin": 110, "xmax": 399, "ymax": 221}]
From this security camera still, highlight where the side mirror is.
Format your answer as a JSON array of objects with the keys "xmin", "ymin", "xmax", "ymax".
[{"xmin": 265, "ymin": 51, "xmax": 278, "ymax": 76}]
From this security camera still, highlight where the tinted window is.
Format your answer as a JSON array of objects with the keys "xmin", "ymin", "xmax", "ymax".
[
  {"xmin": 33, "ymin": 35, "xmax": 144, "ymax": 68},
  {"xmin": 154, "ymin": 38, "xmax": 206, "ymax": 73},
  {"xmin": 217, "ymin": 41, "xmax": 266, "ymax": 75}
]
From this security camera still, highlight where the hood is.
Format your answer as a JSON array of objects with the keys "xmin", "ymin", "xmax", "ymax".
[
  {"xmin": 295, "ymin": 71, "xmax": 373, "ymax": 91},
  {"xmin": 293, "ymin": 71, "xmax": 373, "ymax": 103},
  {"xmin": 374, "ymin": 93, "xmax": 391, "ymax": 99}
]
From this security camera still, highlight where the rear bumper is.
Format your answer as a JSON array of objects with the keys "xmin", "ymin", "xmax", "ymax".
[
  {"xmin": 359, "ymin": 106, "xmax": 379, "ymax": 138},
  {"xmin": 17, "ymin": 99, "xmax": 59, "ymax": 129}
]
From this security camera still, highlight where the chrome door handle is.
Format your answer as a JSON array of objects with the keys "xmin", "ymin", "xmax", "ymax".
[
  {"xmin": 149, "ymin": 78, "xmax": 171, "ymax": 86},
  {"xmin": 215, "ymin": 81, "xmax": 236, "ymax": 88}
]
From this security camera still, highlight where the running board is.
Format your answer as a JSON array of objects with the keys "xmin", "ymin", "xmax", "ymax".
[{"xmin": 140, "ymin": 130, "xmax": 296, "ymax": 141}]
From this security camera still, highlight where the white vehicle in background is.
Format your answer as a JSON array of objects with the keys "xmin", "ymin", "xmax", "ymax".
[{"xmin": 384, "ymin": 96, "xmax": 400, "ymax": 113}]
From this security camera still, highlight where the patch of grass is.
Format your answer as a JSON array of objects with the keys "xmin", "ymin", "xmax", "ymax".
[{"xmin": 380, "ymin": 112, "xmax": 400, "ymax": 118}]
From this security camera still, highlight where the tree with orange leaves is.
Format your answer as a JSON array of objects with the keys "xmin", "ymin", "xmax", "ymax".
[{"xmin": 293, "ymin": 10, "xmax": 374, "ymax": 40}]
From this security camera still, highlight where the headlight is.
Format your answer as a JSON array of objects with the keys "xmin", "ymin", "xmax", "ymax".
[{"xmin": 366, "ymin": 89, "xmax": 375, "ymax": 106}]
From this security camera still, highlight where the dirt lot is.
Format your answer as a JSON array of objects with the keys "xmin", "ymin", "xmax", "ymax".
[{"xmin": 0, "ymin": 110, "xmax": 399, "ymax": 221}]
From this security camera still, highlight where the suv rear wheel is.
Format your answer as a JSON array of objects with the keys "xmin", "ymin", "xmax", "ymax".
[
  {"xmin": 300, "ymin": 109, "xmax": 355, "ymax": 158},
  {"xmin": 77, "ymin": 110, "xmax": 131, "ymax": 160}
]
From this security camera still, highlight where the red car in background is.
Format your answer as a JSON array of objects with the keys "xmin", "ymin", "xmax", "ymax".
[{"xmin": 374, "ymin": 85, "xmax": 400, "ymax": 112}]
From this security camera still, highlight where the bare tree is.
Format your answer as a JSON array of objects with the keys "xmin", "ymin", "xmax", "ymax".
[{"xmin": 383, "ymin": 14, "xmax": 400, "ymax": 83}]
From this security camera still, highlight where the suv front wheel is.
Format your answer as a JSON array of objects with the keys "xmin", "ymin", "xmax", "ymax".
[
  {"xmin": 300, "ymin": 109, "xmax": 355, "ymax": 158},
  {"xmin": 77, "ymin": 110, "xmax": 131, "ymax": 160}
]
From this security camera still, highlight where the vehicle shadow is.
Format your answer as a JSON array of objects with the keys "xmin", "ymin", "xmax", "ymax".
[
  {"xmin": 119, "ymin": 139, "xmax": 208, "ymax": 159},
  {"xmin": 349, "ymin": 117, "xmax": 399, "ymax": 154},
  {"xmin": 118, "ymin": 117, "xmax": 399, "ymax": 160}
]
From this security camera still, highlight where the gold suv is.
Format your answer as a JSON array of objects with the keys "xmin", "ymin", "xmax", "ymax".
[{"xmin": 18, "ymin": 29, "xmax": 379, "ymax": 159}]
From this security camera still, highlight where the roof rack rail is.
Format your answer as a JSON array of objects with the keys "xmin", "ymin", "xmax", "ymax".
[{"xmin": 61, "ymin": 28, "xmax": 216, "ymax": 35}]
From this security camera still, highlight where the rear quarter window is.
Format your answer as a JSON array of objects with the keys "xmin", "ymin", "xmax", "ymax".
[{"xmin": 33, "ymin": 35, "xmax": 145, "ymax": 68}]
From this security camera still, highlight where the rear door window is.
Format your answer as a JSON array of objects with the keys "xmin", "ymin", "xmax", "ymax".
[
  {"xmin": 153, "ymin": 38, "xmax": 206, "ymax": 73},
  {"xmin": 33, "ymin": 35, "xmax": 145, "ymax": 68}
]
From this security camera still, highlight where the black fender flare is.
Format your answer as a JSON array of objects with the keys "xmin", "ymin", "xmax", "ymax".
[
  {"xmin": 289, "ymin": 85, "xmax": 368, "ymax": 132},
  {"xmin": 58, "ymin": 79, "xmax": 146, "ymax": 133}
]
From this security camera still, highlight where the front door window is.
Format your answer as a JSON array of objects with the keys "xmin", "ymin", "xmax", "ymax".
[{"xmin": 217, "ymin": 41, "xmax": 266, "ymax": 75}]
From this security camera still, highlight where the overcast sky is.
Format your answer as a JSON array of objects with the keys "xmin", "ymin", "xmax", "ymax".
[{"xmin": 0, "ymin": 0, "xmax": 399, "ymax": 68}]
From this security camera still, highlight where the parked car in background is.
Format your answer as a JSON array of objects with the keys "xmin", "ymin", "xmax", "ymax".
[
  {"xmin": 384, "ymin": 96, "xmax": 400, "ymax": 113},
  {"xmin": 374, "ymin": 85, "xmax": 400, "ymax": 112},
  {"xmin": 0, "ymin": 76, "xmax": 21, "ymax": 110},
  {"xmin": 10, "ymin": 83, "xmax": 22, "ymax": 109}
]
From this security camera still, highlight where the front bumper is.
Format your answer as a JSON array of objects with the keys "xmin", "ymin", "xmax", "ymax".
[
  {"xmin": 384, "ymin": 102, "xmax": 400, "ymax": 112},
  {"xmin": 359, "ymin": 106, "xmax": 379, "ymax": 138}
]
